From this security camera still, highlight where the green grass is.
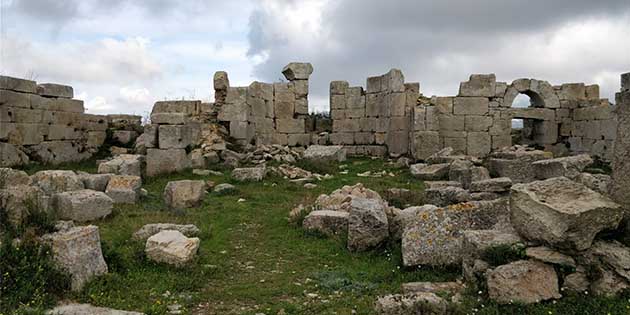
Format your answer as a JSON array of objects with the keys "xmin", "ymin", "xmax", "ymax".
[{"xmin": 3, "ymin": 157, "xmax": 630, "ymax": 314}]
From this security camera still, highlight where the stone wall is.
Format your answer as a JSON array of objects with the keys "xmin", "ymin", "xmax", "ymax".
[
  {"xmin": 411, "ymin": 75, "xmax": 618, "ymax": 160},
  {"xmin": 611, "ymin": 72, "xmax": 630, "ymax": 209},
  {"xmin": 0, "ymin": 76, "xmax": 109, "ymax": 167},
  {"xmin": 328, "ymin": 69, "xmax": 419, "ymax": 157}
]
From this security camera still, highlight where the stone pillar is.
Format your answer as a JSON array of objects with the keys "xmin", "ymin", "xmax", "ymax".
[{"xmin": 611, "ymin": 72, "xmax": 630, "ymax": 210}]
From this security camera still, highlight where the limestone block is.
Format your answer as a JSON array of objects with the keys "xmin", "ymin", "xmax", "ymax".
[
  {"xmin": 31, "ymin": 170, "xmax": 84, "ymax": 195},
  {"xmin": 146, "ymin": 149, "xmax": 191, "ymax": 177},
  {"xmin": 0, "ymin": 75, "xmax": 37, "ymax": 93},
  {"xmin": 281, "ymin": 62, "xmax": 313, "ymax": 80},
  {"xmin": 330, "ymin": 132, "xmax": 354, "ymax": 145},
  {"xmin": 375, "ymin": 133, "xmax": 386, "ymax": 145},
  {"xmin": 229, "ymin": 121, "xmax": 249, "ymax": 140},
  {"xmin": 105, "ymin": 175, "xmax": 142, "ymax": 204},
  {"xmin": 293, "ymin": 80, "xmax": 309, "ymax": 98},
  {"xmin": 405, "ymin": 82, "xmax": 420, "ymax": 93},
  {"xmin": 304, "ymin": 145, "xmax": 346, "ymax": 162},
  {"xmin": 330, "ymin": 109, "xmax": 345, "ymax": 120},
  {"xmin": 346, "ymin": 87, "xmax": 365, "ymax": 109},
  {"xmin": 366, "ymin": 93, "xmax": 386, "ymax": 117},
  {"xmin": 145, "ymin": 230, "xmax": 200, "ymax": 266},
  {"xmin": 295, "ymin": 98, "xmax": 308, "ymax": 115},
  {"xmin": 0, "ymin": 89, "xmax": 31, "ymax": 108},
  {"xmin": 346, "ymin": 107, "xmax": 365, "ymax": 118},
  {"xmin": 487, "ymin": 260, "xmax": 560, "ymax": 304},
  {"xmin": 573, "ymin": 106, "xmax": 613, "ymax": 121},
  {"xmin": 435, "ymin": 97, "xmax": 454, "ymax": 114},
  {"xmin": 272, "ymin": 133, "xmax": 288, "ymax": 145},
  {"xmin": 389, "ymin": 92, "xmax": 407, "ymax": 116},
  {"xmin": 376, "ymin": 118, "xmax": 390, "ymax": 133},
  {"xmin": 385, "ymin": 69, "xmax": 405, "ymax": 93},
  {"xmin": 0, "ymin": 184, "xmax": 47, "ymax": 227},
  {"xmin": 425, "ymin": 106, "xmax": 439, "ymax": 130},
  {"xmin": 412, "ymin": 131, "xmax": 441, "ymax": 160},
  {"xmin": 37, "ymin": 83, "xmax": 73, "ymax": 98},
  {"xmin": 507, "ymin": 108, "xmax": 555, "ymax": 121},
  {"xmin": 274, "ymin": 99, "xmax": 295, "ymax": 119},
  {"xmin": 467, "ymin": 132, "xmax": 491, "ymax": 156},
  {"xmin": 288, "ymin": 133, "xmax": 311, "ymax": 146},
  {"xmin": 152, "ymin": 100, "xmax": 200, "ymax": 116},
  {"xmin": 622, "ymin": 72, "xmax": 630, "ymax": 91},
  {"xmin": 333, "ymin": 119, "xmax": 360, "ymax": 133},
  {"xmin": 330, "ymin": 94, "xmax": 346, "ymax": 110},
  {"xmin": 330, "ymin": 81, "xmax": 349, "ymax": 95},
  {"xmin": 303, "ymin": 210, "xmax": 349, "ymax": 237},
  {"xmin": 276, "ymin": 118, "xmax": 305, "ymax": 133},
  {"xmin": 585, "ymin": 84, "xmax": 600, "ymax": 100},
  {"xmin": 347, "ymin": 197, "xmax": 389, "ymax": 252},
  {"xmin": 214, "ymin": 71, "xmax": 229, "ymax": 91},
  {"xmin": 531, "ymin": 154, "xmax": 593, "ymax": 180},
  {"xmin": 386, "ymin": 131, "xmax": 409, "ymax": 156},
  {"xmin": 54, "ymin": 189, "xmax": 113, "ymax": 222},
  {"xmin": 465, "ymin": 115, "xmax": 493, "ymax": 132},
  {"xmin": 439, "ymin": 115, "xmax": 465, "ymax": 131},
  {"xmin": 366, "ymin": 76, "xmax": 383, "ymax": 93},
  {"xmin": 459, "ymin": 74, "xmax": 496, "ymax": 97},
  {"xmin": 158, "ymin": 125, "xmax": 194, "ymax": 149},
  {"xmin": 511, "ymin": 177, "xmax": 623, "ymax": 250},
  {"xmin": 453, "ymin": 97, "xmax": 489, "ymax": 115},
  {"xmin": 443, "ymin": 137, "xmax": 467, "ymax": 154},
  {"xmin": 389, "ymin": 116, "xmax": 410, "ymax": 131},
  {"xmin": 559, "ymin": 83, "xmax": 586, "ymax": 101},
  {"xmin": 413, "ymin": 106, "xmax": 426, "ymax": 131},
  {"xmin": 28, "ymin": 141, "xmax": 92, "ymax": 165},
  {"xmin": 533, "ymin": 121, "xmax": 559, "ymax": 144},
  {"xmin": 232, "ymin": 167, "xmax": 266, "ymax": 182},
  {"xmin": 352, "ymin": 132, "xmax": 373, "ymax": 145},
  {"xmin": 163, "ymin": 180, "xmax": 207, "ymax": 209},
  {"xmin": 4, "ymin": 107, "xmax": 44, "ymax": 123},
  {"xmin": 42, "ymin": 226, "xmax": 108, "ymax": 291},
  {"xmin": 359, "ymin": 117, "xmax": 377, "ymax": 132},
  {"xmin": 492, "ymin": 135, "xmax": 512, "ymax": 150}
]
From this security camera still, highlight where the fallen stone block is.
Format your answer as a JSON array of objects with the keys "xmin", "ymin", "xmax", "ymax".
[
  {"xmin": 105, "ymin": 175, "xmax": 142, "ymax": 204},
  {"xmin": 425, "ymin": 186, "xmax": 471, "ymax": 207},
  {"xmin": 510, "ymin": 177, "xmax": 623, "ymax": 251},
  {"xmin": 146, "ymin": 149, "xmax": 191, "ymax": 177},
  {"xmin": 145, "ymin": 230, "xmax": 200, "ymax": 266},
  {"xmin": 410, "ymin": 163, "xmax": 450, "ymax": 180},
  {"xmin": 374, "ymin": 292, "xmax": 448, "ymax": 315},
  {"xmin": 0, "ymin": 75, "xmax": 37, "ymax": 93},
  {"xmin": 0, "ymin": 184, "xmax": 47, "ymax": 227},
  {"xmin": 53, "ymin": 189, "xmax": 113, "ymax": 222},
  {"xmin": 470, "ymin": 177, "xmax": 512, "ymax": 192},
  {"xmin": 31, "ymin": 170, "xmax": 84, "ymax": 195},
  {"xmin": 525, "ymin": 246, "xmax": 575, "ymax": 267},
  {"xmin": 0, "ymin": 143, "xmax": 29, "ymax": 167},
  {"xmin": 98, "ymin": 154, "xmax": 144, "ymax": 177},
  {"xmin": 0, "ymin": 167, "xmax": 31, "ymax": 188},
  {"xmin": 163, "ymin": 180, "xmax": 207, "ymax": 209},
  {"xmin": 232, "ymin": 167, "xmax": 266, "ymax": 182},
  {"xmin": 47, "ymin": 303, "xmax": 144, "ymax": 315},
  {"xmin": 532, "ymin": 154, "xmax": 593, "ymax": 180},
  {"xmin": 303, "ymin": 145, "xmax": 346, "ymax": 162},
  {"xmin": 77, "ymin": 172, "xmax": 112, "ymax": 192},
  {"xmin": 347, "ymin": 197, "xmax": 389, "ymax": 252},
  {"xmin": 133, "ymin": 223, "xmax": 200, "ymax": 241},
  {"xmin": 42, "ymin": 225, "xmax": 108, "ymax": 291},
  {"xmin": 302, "ymin": 210, "xmax": 349, "ymax": 237},
  {"xmin": 575, "ymin": 173, "xmax": 610, "ymax": 195},
  {"xmin": 487, "ymin": 260, "xmax": 561, "ymax": 304}
]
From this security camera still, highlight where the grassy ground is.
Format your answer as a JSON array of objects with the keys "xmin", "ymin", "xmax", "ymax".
[{"xmin": 5, "ymin": 157, "xmax": 630, "ymax": 314}]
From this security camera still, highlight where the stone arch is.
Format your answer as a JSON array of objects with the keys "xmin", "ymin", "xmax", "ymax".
[{"xmin": 503, "ymin": 78, "xmax": 560, "ymax": 109}]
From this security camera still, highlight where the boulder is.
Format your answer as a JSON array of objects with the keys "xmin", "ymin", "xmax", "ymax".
[
  {"xmin": 410, "ymin": 163, "xmax": 450, "ymax": 180},
  {"xmin": 0, "ymin": 168, "xmax": 31, "ymax": 188},
  {"xmin": 47, "ymin": 303, "xmax": 143, "ymax": 315},
  {"xmin": 302, "ymin": 210, "xmax": 349, "ymax": 237},
  {"xmin": 146, "ymin": 148, "xmax": 191, "ymax": 177},
  {"xmin": 584, "ymin": 241, "xmax": 630, "ymax": 282},
  {"xmin": 469, "ymin": 177, "xmax": 512, "ymax": 192},
  {"xmin": 461, "ymin": 229, "xmax": 523, "ymax": 282},
  {"xmin": 575, "ymin": 172, "xmax": 611, "ymax": 195},
  {"xmin": 163, "ymin": 180, "xmax": 207, "ymax": 209},
  {"xmin": 145, "ymin": 230, "xmax": 200, "ymax": 266},
  {"xmin": 532, "ymin": 154, "xmax": 593, "ymax": 180},
  {"xmin": 133, "ymin": 223, "xmax": 200, "ymax": 241},
  {"xmin": 374, "ymin": 292, "xmax": 448, "ymax": 315},
  {"xmin": 425, "ymin": 186, "xmax": 471, "ymax": 207},
  {"xmin": 97, "ymin": 154, "xmax": 144, "ymax": 177},
  {"xmin": 487, "ymin": 260, "xmax": 561, "ymax": 304},
  {"xmin": 105, "ymin": 175, "xmax": 142, "ymax": 204},
  {"xmin": 53, "ymin": 189, "xmax": 113, "ymax": 222},
  {"xmin": 31, "ymin": 170, "xmax": 84, "ymax": 195},
  {"xmin": 390, "ymin": 205, "xmax": 439, "ymax": 240},
  {"xmin": 0, "ymin": 143, "xmax": 29, "ymax": 167},
  {"xmin": 77, "ymin": 172, "xmax": 112, "ymax": 192},
  {"xmin": 231, "ymin": 167, "xmax": 266, "ymax": 182},
  {"xmin": 347, "ymin": 197, "xmax": 389, "ymax": 252},
  {"xmin": 303, "ymin": 145, "xmax": 346, "ymax": 163},
  {"xmin": 402, "ymin": 199, "xmax": 509, "ymax": 266},
  {"xmin": 42, "ymin": 225, "xmax": 108, "ymax": 291},
  {"xmin": 488, "ymin": 146, "xmax": 551, "ymax": 183},
  {"xmin": 0, "ymin": 184, "xmax": 47, "ymax": 227},
  {"xmin": 563, "ymin": 271, "xmax": 590, "ymax": 292},
  {"xmin": 510, "ymin": 177, "xmax": 623, "ymax": 251},
  {"xmin": 282, "ymin": 62, "xmax": 314, "ymax": 81}
]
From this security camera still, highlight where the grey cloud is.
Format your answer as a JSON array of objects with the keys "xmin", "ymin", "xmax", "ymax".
[{"xmin": 248, "ymin": 0, "xmax": 630, "ymax": 111}]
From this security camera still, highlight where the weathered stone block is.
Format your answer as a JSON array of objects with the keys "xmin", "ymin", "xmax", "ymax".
[
  {"xmin": 347, "ymin": 197, "xmax": 389, "ymax": 252},
  {"xmin": 281, "ymin": 62, "xmax": 313, "ymax": 80},
  {"xmin": 389, "ymin": 92, "xmax": 407, "ymax": 116},
  {"xmin": 37, "ymin": 83, "xmax": 73, "ymax": 98},
  {"xmin": 54, "ymin": 189, "xmax": 113, "ymax": 222},
  {"xmin": 330, "ymin": 132, "xmax": 354, "ymax": 145},
  {"xmin": 303, "ymin": 210, "xmax": 349, "ymax": 237},
  {"xmin": 330, "ymin": 81, "xmax": 349, "ymax": 95},
  {"xmin": 276, "ymin": 118, "xmax": 304, "ymax": 133},
  {"xmin": 465, "ymin": 115, "xmax": 492, "ymax": 132},
  {"xmin": 412, "ymin": 131, "xmax": 441, "ymax": 160},
  {"xmin": 459, "ymin": 74, "xmax": 496, "ymax": 97},
  {"xmin": 366, "ymin": 76, "xmax": 383, "ymax": 93},
  {"xmin": 467, "ymin": 132, "xmax": 491, "ymax": 156},
  {"xmin": 146, "ymin": 149, "xmax": 191, "ymax": 177},
  {"xmin": 0, "ymin": 89, "xmax": 31, "ymax": 108},
  {"xmin": 366, "ymin": 93, "xmax": 386, "ymax": 117},
  {"xmin": 163, "ymin": 180, "xmax": 207, "ymax": 209},
  {"xmin": 287, "ymin": 133, "xmax": 311, "ymax": 146},
  {"xmin": 453, "ymin": 97, "xmax": 489, "ymax": 115},
  {"xmin": 439, "ymin": 115, "xmax": 465, "ymax": 131},
  {"xmin": 487, "ymin": 260, "xmax": 560, "ymax": 304}
]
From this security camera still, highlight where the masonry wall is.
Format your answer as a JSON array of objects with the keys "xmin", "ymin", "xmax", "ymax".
[{"xmin": 0, "ymin": 76, "xmax": 109, "ymax": 167}]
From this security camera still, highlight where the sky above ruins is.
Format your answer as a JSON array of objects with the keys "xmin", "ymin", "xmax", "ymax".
[{"xmin": 1, "ymin": 0, "xmax": 630, "ymax": 116}]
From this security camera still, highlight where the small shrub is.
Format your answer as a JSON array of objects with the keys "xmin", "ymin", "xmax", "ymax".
[
  {"xmin": 480, "ymin": 243, "xmax": 526, "ymax": 267},
  {"xmin": 0, "ymin": 237, "xmax": 70, "ymax": 312}
]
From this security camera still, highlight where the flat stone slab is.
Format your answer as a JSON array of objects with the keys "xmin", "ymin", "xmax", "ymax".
[
  {"xmin": 105, "ymin": 175, "xmax": 142, "ymax": 204},
  {"xmin": 302, "ymin": 210, "xmax": 349, "ymax": 237},
  {"xmin": 487, "ymin": 260, "xmax": 561, "ymax": 304},
  {"xmin": 470, "ymin": 177, "xmax": 512, "ymax": 192},
  {"xmin": 231, "ymin": 167, "xmax": 266, "ymax": 182},
  {"xmin": 163, "ymin": 180, "xmax": 207, "ymax": 209},
  {"xmin": 145, "ymin": 230, "xmax": 200, "ymax": 266},
  {"xmin": 410, "ymin": 163, "xmax": 450, "ymax": 180},
  {"xmin": 303, "ymin": 145, "xmax": 346, "ymax": 162},
  {"xmin": 510, "ymin": 177, "xmax": 623, "ymax": 251},
  {"xmin": 532, "ymin": 154, "xmax": 593, "ymax": 180}
]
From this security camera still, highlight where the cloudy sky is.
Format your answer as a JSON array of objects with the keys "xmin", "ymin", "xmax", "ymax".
[{"xmin": 1, "ymin": 0, "xmax": 629, "ymax": 116}]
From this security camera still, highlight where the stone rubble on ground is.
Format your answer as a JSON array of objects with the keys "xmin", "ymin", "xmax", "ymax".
[{"xmin": 133, "ymin": 223, "xmax": 201, "ymax": 241}]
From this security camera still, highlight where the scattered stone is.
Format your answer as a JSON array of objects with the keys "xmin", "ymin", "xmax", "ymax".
[
  {"xmin": 390, "ymin": 205, "xmax": 439, "ymax": 240},
  {"xmin": 532, "ymin": 154, "xmax": 593, "ymax": 180},
  {"xmin": 232, "ymin": 166, "xmax": 266, "ymax": 182},
  {"xmin": 105, "ymin": 175, "xmax": 143, "ymax": 204},
  {"xmin": 77, "ymin": 172, "xmax": 112, "ymax": 192},
  {"xmin": 31, "ymin": 170, "xmax": 84, "ymax": 195},
  {"xmin": 97, "ymin": 154, "xmax": 144, "ymax": 177},
  {"xmin": 374, "ymin": 292, "xmax": 448, "ymax": 315},
  {"xmin": 163, "ymin": 180, "xmax": 208, "ymax": 209},
  {"xmin": 47, "ymin": 303, "xmax": 144, "ymax": 315},
  {"xmin": 487, "ymin": 260, "xmax": 561, "ymax": 304},
  {"xmin": 0, "ymin": 184, "xmax": 47, "ymax": 227},
  {"xmin": 302, "ymin": 210, "xmax": 349, "ymax": 237},
  {"xmin": 425, "ymin": 186, "xmax": 471, "ymax": 207},
  {"xmin": 510, "ymin": 177, "xmax": 623, "ymax": 251},
  {"xmin": 575, "ymin": 172, "xmax": 611, "ymax": 195},
  {"xmin": 525, "ymin": 246, "xmax": 576, "ymax": 267},
  {"xmin": 42, "ymin": 225, "xmax": 108, "ymax": 291},
  {"xmin": 469, "ymin": 177, "xmax": 512, "ymax": 192},
  {"xmin": 214, "ymin": 183, "xmax": 236, "ymax": 194},
  {"xmin": 53, "ymin": 189, "xmax": 113, "ymax": 222},
  {"xmin": 133, "ymin": 223, "xmax": 201, "ymax": 241},
  {"xmin": 303, "ymin": 145, "xmax": 346, "ymax": 163},
  {"xmin": 563, "ymin": 272, "xmax": 590, "ymax": 292},
  {"xmin": 145, "ymin": 230, "xmax": 200, "ymax": 266},
  {"xmin": 347, "ymin": 197, "xmax": 389, "ymax": 252},
  {"xmin": 314, "ymin": 183, "xmax": 386, "ymax": 212},
  {"xmin": 410, "ymin": 163, "xmax": 450, "ymax": 180}
]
